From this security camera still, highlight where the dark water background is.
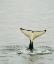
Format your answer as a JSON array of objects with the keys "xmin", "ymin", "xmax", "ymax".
[{"xmin": 0, "ymin": 0, "xmax": 54, "ymax": 64}]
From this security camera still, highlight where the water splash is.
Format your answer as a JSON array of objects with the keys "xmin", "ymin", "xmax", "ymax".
[
  {"xmin": 0, "ymin": 45, "xmax": 53, "ymax": 56},
  {"xmin": 18, "ymin": 46, "xmax": 52, "ymax": 55}
]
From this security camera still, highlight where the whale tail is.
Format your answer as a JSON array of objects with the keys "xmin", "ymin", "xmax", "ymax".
[{"xmin": 20, "ymin": 28, "xmax": 46, "ymax": 50}]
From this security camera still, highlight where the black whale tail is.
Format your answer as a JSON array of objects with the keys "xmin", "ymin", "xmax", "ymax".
[{"xmin": 20, "ymin": 28, "xmax": 46, "ymax": 50}]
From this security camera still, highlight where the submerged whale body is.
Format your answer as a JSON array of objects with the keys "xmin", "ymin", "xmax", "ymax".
[{"xmin": 20, "ymin": 28, "xmax": 46, "ymax": 50}]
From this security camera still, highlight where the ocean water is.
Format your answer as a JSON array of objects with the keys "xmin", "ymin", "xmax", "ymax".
[{"xmin": 0, "ymin": 0, "xmax": 54, "ymax": 64}]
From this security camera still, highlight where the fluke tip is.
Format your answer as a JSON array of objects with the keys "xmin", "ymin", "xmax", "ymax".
[
  {"xmin": 44, "ymin": 30, "xmax": 46, "ymax": 32},
  {"xmin": 20, "ymin": 28, "xmax": 22, "ymax": 30}
]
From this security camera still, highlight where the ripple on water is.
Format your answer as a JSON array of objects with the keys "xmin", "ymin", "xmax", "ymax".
[
  {"xmin": 0, "ymin": 45, "xmax": 53, "ymax": 56},
  {"xmin": 17, "ymin": 46, "xmax": 52, "ymax": 55}
]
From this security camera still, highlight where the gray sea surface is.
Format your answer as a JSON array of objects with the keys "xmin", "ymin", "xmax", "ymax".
[{"xmin": 0, "ymin": 0, "xmax": 54, "ymax": 64}]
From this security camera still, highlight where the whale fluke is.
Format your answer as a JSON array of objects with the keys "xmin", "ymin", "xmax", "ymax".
[
  {"xmin": 20, "ymin": 28, "xmax": 46, "ymax": 50},
  {"xmin": 20, "ymin": 28, "xmax": 46, "ymax": 42}
]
